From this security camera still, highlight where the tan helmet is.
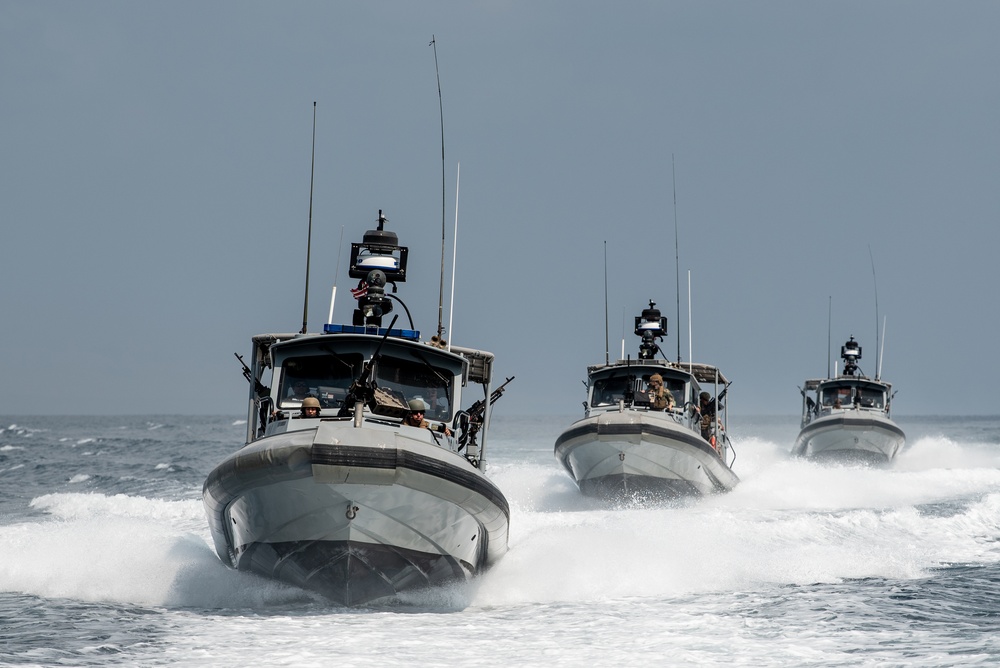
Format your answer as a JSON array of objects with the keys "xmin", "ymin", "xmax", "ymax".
[
  {"xmin": 408, "ymin": 398, "xmax": 427, "ymax": 412},
  {"xmin": 650, "ymin": 373, "xmax": 663, "ymax": 383},
  {"xmin": 302, "ymin": 397, "xmax": 320, "ymax": 410}
]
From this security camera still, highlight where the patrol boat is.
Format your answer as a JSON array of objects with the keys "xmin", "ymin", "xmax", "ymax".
[
  {"xmin": 792, "ymin": 336, "xmax": 904, "ymax": 465},
  {"xmin": 554, "ymin": 301, "xmax": 739, "ymax": 500},
  {"xmin": 203, "ymin": 212, "xmax": 511, "ymax": 606}
]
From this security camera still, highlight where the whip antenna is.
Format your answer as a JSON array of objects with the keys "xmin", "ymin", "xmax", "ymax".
[
  {"xmin": 327, "ymin": 225, "xmax": 345, "ymax": 324},
  {"xmin": 687, "ymin": 270, "xmax": 692, "ymax": 371},
  {"xmin": 878, "ymin": 316, "xmax": 887, "ymax": 380},
  {"xmin": 300, "ymin": 101, "xmax": 317, "ymax": 334},
  {"xmin": 827, "ymin": 296, "xmax": 832, "ymax": 377},
  {"xmin": 604, "ymin": 241, "xmax": 610, "ymax": 365},
  {"xmin": 431, "ymin": 35, "xmax": 447, "ymax": 340},
  {"xmin": 447, "ymin": 162, "xmax": 460, "ymax": 351},
  {"xmin": 869, "ymin": 245, "xmax": 881, "ymax": 379},
  {"xmin": 672, "ymin": 155, "xmax": 681, "ymax": 363}
]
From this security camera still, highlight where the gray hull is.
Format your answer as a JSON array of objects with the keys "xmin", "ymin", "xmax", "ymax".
[
  {"xmin": 554, "ymin": 411, "xmax": 739, "ymax": 501},
  {"xmin": 203, "ymin": 421, "xmax": 509, "ymax": 606},
  {"xmin": 792, "ymin": 413, "xmax": 905, "ymax": 465}
]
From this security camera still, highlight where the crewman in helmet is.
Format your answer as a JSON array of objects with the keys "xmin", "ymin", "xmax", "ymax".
[
  {"xmin": 646, "ymin": 373, "xmax": 675, "ymax": 411},
  {"xmin": 300, "ymin": 396, "xmax": 321, "ymax": 418},
  {"xmin": 403, "ymin": 398, "xmax": 452, "ymax": 436},
  {"xmin": 698, "ymin": 391, "xmax": 723, "ymax": 447}
]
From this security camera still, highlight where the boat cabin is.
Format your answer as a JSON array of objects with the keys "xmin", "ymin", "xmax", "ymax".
[
  {"xmin": 818, "ymin": 380, "xmax": 888, "ymax": 410},
  {"xmin": 587, "ymin": 364, "xmax": 693, "ymax": 412},
  {"xmin": 243, "ymin": 330, "xmax": 468, "ymax": 442},
  {"xmin": 584, "ymin": 361, "xmax": 729, "ymax": 416},
  {"xmin": 799, "ymin": 336, "xmax": 895, "ymax": 426},
  {"xmin": 801, "ymin": 377, "xmax": 893, "ymax": 425}
]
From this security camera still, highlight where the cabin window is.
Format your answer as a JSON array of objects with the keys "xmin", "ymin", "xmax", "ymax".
[
  {"xmin": 591, "ymin": 376, "xmax": 630, "ymax": 406},
  {"xmin": 857, "ymin": 387, "xmax": 884, "ymax": 409},
  {"xmin": 821, "ymin": 386, "xmax": 853, "ymax": 407},
  {"xmin": 591, "ymin": 374, "xmax": 684, "ymax": 407},
  {"xmin": 375, "ymin": 355, "xmax": 454, "ymax": 421},
  {"xmin": 640, "ymin": 374, "xmax": 684, "ymax": 407},
  {"xmin": 279, "ymin": 353, "xmax": 364, "ymax": 409}
]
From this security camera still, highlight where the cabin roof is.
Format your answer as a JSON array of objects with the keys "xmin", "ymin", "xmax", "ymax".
[
  {"xmin": 587, "ymin": 359, "xmax": 728, "ymax": 385},
  {"xmin": 803, "ymin": 377, "xmax": 892, "ymax": 391}
]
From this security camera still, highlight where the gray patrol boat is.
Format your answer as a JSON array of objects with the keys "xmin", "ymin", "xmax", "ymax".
[
  {"xmin": 793, "ymin": 336, "xmax": 904, "ymax": 465},
  {"xmin": 554, "ymin": 301, "xmax": 739, "ymax": 501},
  {"xmin": 203, "ymin": 212, "xmax": 511, "ymax": 606}
]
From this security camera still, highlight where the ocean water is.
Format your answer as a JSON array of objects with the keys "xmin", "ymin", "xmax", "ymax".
[{"xmin": 1, "ymin": 414, "xmax": 999, "ymax": 667}]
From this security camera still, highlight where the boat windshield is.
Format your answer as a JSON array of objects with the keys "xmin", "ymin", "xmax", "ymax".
[
  {"xmin": 819, "ymin": 383, "xmax": 885, "ymax": 409},
  {"xmin": 375, "ymin": 354, "xmax": 454, "ymax": 421},
  {"xmin": 591, "ymin": 372, "xmax": 684, "ymax": 408},
  {"xmin": 820, "ymin": 385, "xmax": 854, "ymax": 408},
  {"xmin": 591, "ymin": 375, "xmax": 631, "ymax": 407},
  {"xmin": 856, "ymin": 386, "xmax": 885, "ymax": 409},
  {"xmin": 279, "ymin": 353, "xmax": 365, "ymax": 409}
]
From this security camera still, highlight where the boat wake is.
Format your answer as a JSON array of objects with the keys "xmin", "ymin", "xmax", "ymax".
[
  {"xmin": 0, "ymin": 493, "xmax": 313, "ymax": 609},
  {"xmin": 2, "ymin": 434, "xmax": 999, "ymax": 612},
  {"xmin": 475, "ymin": 435, "xmax": 1000, "ymax": 607}
]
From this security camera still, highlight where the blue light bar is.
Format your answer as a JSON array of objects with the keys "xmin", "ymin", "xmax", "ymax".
[{"xmin": 323, "ymin": 324, "xmax": 421, "ymax": 340}]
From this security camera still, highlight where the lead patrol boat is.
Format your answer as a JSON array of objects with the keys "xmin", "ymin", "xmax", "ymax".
[
  {"xmin": 203, "ymin": 212, "xmax": 511, "ymax": 606},
  {"xmin": 793, "ymin": 336, "xmax": 904, "ymax": 465},
  {"xmin": 554, "ymin": 301, "xmax": 739, "ymax": 500}
]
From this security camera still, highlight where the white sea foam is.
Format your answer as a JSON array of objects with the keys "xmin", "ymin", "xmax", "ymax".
[
  {"xmin": 3, "ymin": 417, "xmax": 1000, "ymax": 667},
  {"xmin": 0, "ymin": 493, "xmax": 309, "ymax": 608},
  {"xmin": 477, "ymin": 433, "xmax": 1000, "ymax": 608}
]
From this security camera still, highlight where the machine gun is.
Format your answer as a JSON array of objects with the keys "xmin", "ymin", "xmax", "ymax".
[
  {"xmin": 457, "ymin": 376, "xmax": 515, "ymax": 455},
  {"xmin": 339, "ymin": 315, "xmax": 401, "ymax": 418},
  {"xmin": 235, "ymin": 353, "xmax": 269, "ymax": 397}
]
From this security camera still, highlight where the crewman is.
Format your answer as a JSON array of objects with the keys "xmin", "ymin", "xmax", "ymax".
[
  {"xmin": 646, "ymin": 374, "xmax": 675, "ymax": 411},
  {"xmin": 300, "ymin": 396, "xmax": 321, "ymax": 418},
  {"xmin": 403, "ymin": 399, "xmax": 452, "ymax": 436}
]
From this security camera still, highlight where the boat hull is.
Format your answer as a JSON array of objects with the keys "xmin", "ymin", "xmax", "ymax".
[
  {"xmin": 792, "ymin": 412, "xmax": 905, "ymax": 465},
  {"xmin": 554, "ymin": 411, "xmax": 739, "ymax": 501},
  {"xmin": 203, "ymin": 421, "xmax": 509, "ymax": 606}
]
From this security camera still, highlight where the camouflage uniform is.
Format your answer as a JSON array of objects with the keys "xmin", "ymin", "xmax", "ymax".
[{"xmin": 649, "ymin": 386, "xmax": 675, "ymax": 411}]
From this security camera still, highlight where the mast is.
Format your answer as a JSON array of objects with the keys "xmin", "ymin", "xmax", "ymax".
[
  {"xmin": 447, "ymin": 163, "xmax": 460, "ymax": 351},
  {"xmin": 869, "ymin": 245, "xmax": 881, "ymax": 379},
  {"xmin": 672, "ymin": 155, "xmax": 681, "ymax": 363},
  {"xmin": 687, "ymin": 270, "xmax": 692, "ymax": 371},
  {"xmin": 430, "ymin": 35, "xmax": 447, "ymax": 340},
  {"xmin": 826, "ymin": 296, "xmax": 832, "ymax": 378},
  {"xmin": 878, "ymin": 316, "xmax": 887, "ymax": 380},
  {"xmin": 300, "ymin": 101, "xmax": 317, "ymax": 334},
  {"xmin": 604, "ymin": 241, "xmax": 610, "ymax": 365},
  {"xmin": 327, "ymin": 226, "xmax": 344, "ymax": 324}
]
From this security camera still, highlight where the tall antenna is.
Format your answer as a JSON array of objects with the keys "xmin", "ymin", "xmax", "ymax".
[
  {"xmin": 430, "ymin": 35, "xmax": 447, "ymax": 340},
  {"xmin": 327, "ymin": 225, "xmax": 345, "ymax": 324},
  {"xmin": 300, "ymin": 101, "xmax": 317, "ymax": 335},
  {"xmin": 447, "ymin": 163, "xmax": 460, "ymax": 351},
  {"xmin": 687, "ymin": 270, "xmax": 692, "ymax": 370},
  {"xmin": 621, "ymin": 307, "xmax": 626, "ymax": 360},
  {"xmin": 603, "ymin": 241, "xmax": 610, "ymax": 365},
  {"xmin": 878, "ymin": 316, "xmax": 887, "ymax": 380},
  {"xmin": 868, "ymin": 245, "xmax": 881, "ymax": 378},
  {"xmin": 672, "ymin": 154, "xmax": 681, "ymax": 363},
  {"xmin": 826, "ymin": 295, "xmax": 832, "ymax": 378}
]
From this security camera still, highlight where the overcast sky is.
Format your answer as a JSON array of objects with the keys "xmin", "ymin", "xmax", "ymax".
[{"xmin": 2, "ymin": 1, "xmax": 998, "ymax": 417}]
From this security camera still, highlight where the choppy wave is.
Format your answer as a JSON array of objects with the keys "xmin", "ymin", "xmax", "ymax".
[{"xmin": 1, "ymin": 415, "xmax": 999, "ymax": 667}]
